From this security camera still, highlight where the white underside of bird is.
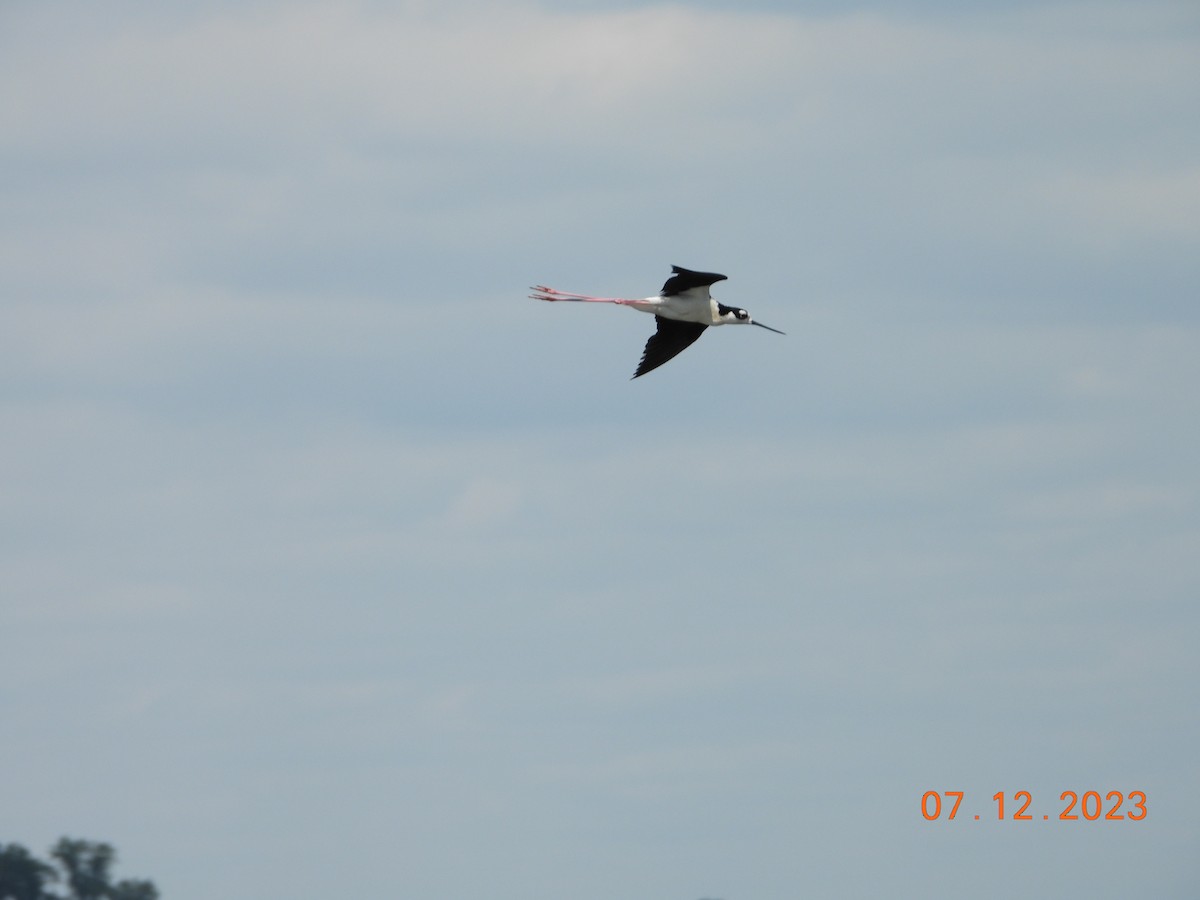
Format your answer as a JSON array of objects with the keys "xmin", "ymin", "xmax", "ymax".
[{"xmin": 531, "ymin": 287, "xmax": 721, "ymax": 324}]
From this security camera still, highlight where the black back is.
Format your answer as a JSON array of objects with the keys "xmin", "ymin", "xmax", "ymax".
[
  {"xmin": 660, "ymin": 265, "xmax": 728, "ymax": 296},
  {"xmin": 633, "ymin": 317, "xmax": 708, "ymax": 378}
]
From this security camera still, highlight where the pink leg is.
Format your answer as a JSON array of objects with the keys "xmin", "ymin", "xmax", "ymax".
[{"xmin": 529, "ymin": 285, "xmax": 637, "ymax": 305}]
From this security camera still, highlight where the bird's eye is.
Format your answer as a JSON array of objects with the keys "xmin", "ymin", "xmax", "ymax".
[{"xmin": 737, "ymin": 309, "xmax": 748, "ymax": 319}]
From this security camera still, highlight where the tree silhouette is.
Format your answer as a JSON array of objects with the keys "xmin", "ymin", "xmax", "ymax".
[
  {"xmin": 0, "ymin": 843, "xmax": 56, "ymax": 900},
  {"xmin": 0, "ymin": 839, "xmax": 157, "ymax": 900}
]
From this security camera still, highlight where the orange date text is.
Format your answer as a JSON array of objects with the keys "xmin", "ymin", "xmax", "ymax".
[{"xmin": 921, "ymin": 790, "xmax": 1146, "ymax": 821}]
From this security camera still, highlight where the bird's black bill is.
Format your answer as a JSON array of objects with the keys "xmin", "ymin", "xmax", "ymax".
[{"xmin": 752, "ymin": 321, "xmax": 786, "ymax": 335}]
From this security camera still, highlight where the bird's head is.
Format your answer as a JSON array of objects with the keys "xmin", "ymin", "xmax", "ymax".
[{"xmin": 716, "ymin": 303, "xmax": 785, "ymax": 334}]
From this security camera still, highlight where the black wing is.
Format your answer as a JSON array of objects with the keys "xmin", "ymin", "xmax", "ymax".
[
  {"xmin": 633, "ymin": 317, "xmax": 708, "ymax": 378},
  {"xmin": 660, "ymin": 265, "xmax": 728, "ymax": 296}
]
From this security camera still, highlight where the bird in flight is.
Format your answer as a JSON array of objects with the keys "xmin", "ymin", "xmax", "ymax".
[{"xmin": 530, "ymin": 265, "xmax": 784, "ymax": 378}]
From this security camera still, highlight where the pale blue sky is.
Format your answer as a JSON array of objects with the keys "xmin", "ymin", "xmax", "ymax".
[{"xmin": 2, "ymin": 1, "xmax": 1198, "ymax": 898}]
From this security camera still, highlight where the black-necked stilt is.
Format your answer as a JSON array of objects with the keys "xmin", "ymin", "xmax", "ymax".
[{"xmin": 530, "ymin": 265, "xmax": 785, "ymax": 378}]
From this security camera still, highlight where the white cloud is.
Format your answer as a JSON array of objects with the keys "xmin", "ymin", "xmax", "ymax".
[
  {"xmin": 4, "ymin": 1, "xmax": 1195, "ymax": 307},
  {"xmin": 5, "ymin": 2, "xmax": 1191, "ymax": 169},
  {"xmin": 435, "ymin": 477, "xmax": 524, "ymax": 529},
  {"xmin": 1038, "ymin": 167, "xmax": 1200, "ymax": 250}
]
